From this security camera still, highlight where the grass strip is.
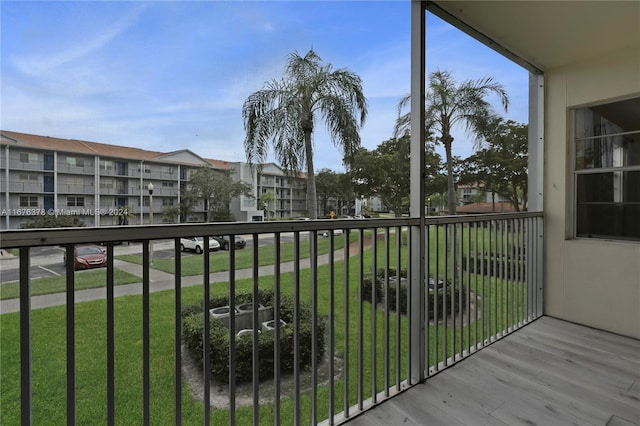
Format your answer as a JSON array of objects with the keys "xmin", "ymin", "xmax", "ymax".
[{"xmin": 0, "ymin": 268, "xmax": 141, "ymax": 300}]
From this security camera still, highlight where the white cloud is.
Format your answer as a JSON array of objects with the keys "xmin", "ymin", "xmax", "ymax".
[{"xmin": 11, "ymin": 5, "xmax": 145, "ymax": 77}]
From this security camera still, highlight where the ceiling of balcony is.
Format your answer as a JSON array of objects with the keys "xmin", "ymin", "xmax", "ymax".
[{"xmin": 430, "ymin": 1, "xmax": 640, "ymax": 72}]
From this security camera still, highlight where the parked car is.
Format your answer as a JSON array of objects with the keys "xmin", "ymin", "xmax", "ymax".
[
  {"xmin": 179, "ymin": 237, "xmax": 220, "ymax": 254},
  {"xmin": 319, "ymin": 229, "xmax": 344, "ymax": 238},
  {"xmin": 427, "ymin": 277, "xmax": 445, "ymax": 290},
  {"xmin": 336, "ymin": 215, "xmax": 353, "ymax": 219},
  {"xmin": 212, "ymin": 235, "xmax": 246, "ymax": 250},
  {"xmin": 64, "ymin": 244, "xmax": 107, "ymax": 270}
]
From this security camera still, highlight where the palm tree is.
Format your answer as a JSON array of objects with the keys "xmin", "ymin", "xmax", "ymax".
[
  {"xmin": 396, "ymin": 69, "xmax": 508, "ymax": 215},
  {"xmin": 243, "ymin": 49, "xmax": 367, "ymax": 219}
]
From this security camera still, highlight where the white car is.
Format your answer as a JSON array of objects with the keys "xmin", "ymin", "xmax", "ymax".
[
  {"xmin": 319, "ymin": 229, "xmax": 344, "ymax": 238},
  {"xmin": 180, "ymin": 237, "xmax": 220, "ymax": 254}
]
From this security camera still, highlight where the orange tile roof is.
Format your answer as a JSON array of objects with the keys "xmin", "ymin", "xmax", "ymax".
[
  {"xmin": 1, "ymin": 130, "xmax": 229, "ymax": 169},
  {"xmin": 206, "ymin": 158, "xmax": 235, "ymax": 170}
]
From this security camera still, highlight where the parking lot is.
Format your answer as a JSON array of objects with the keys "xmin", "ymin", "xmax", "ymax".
[{"xmin": 0, "ymin": 233, "xmax": 307, "ymax": 284}]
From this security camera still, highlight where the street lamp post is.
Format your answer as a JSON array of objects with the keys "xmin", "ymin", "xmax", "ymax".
[{"xmin": 147, "ymin": 182, "xmax": 154, "ymax": 264}]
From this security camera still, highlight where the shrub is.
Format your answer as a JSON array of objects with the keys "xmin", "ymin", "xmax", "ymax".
[
  {"xmin": 362, "ymin": 268, "xmax": 466, "ymax": 320},
  {"xmin": 182, "ymin": 289, "xmax": 325, "ymax": 383}
]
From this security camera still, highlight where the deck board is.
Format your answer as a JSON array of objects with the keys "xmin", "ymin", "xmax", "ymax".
[{"xmin": 344, "ymin": 316, "xmax": 640, "ymax": 426}]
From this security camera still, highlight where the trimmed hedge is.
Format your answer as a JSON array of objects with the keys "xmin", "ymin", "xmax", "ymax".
[
  {"xmin": 182, "ymin": 289, "xmax": 325, "ymax": 383},
  {"xmin": 462, "ymin": 255, "xmax": 524, "ymax": 279},
  {"xmin": 362, "ymin": 268, "xmax": 466, "ymax": 319}
]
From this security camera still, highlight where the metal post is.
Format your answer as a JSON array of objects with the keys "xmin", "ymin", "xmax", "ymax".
[
  {"xmin": 409, "ymin": 0, "xmax": 426, "ymax": 384},
  {"xmin": 147, "ymin": 182, "xmax": 154, "ymax": 265}
]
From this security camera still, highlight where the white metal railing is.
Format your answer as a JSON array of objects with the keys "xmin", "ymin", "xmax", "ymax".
[{"xmin": 0, "ymin": 212, "xmax": 543, "ymax": 425}]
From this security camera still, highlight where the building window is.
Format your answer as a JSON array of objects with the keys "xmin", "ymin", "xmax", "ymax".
[
  {"xmin": 19, "ymin": 195, "xmax": 38, "ymax": 207},
  {"xmin": 66, "ymin": 157, "xmax": 85, "ymax": 168},
  {"xmin": 100, "ymin": 160, "xmax": 114, "ymax": 171},
  {"xmin": 162, "ymin": 182, "xmax": 174, "ymax": 187},
  {"xmin": 573, "ymin": 97, "xmax": 640, "ymax": 240},
  {"xmin": 100, "ymin": 179, "xmax": 114, "ymax": 189},
  {"xmin": 162, "ymin": 198, "xmax": 175, "ymax": 206},
  {"xmin": 67, "ymin": 196, "xmax": 85, "ymax": 207},
  {"xmin": 19, "ymin": 152, "xmax": 38, "ymax": 163},
  {"xmin": 19, "ymin": 174, "xmax": 38, "ymax": 182}
]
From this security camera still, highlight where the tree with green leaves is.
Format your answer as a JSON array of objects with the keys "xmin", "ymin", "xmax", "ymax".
[
  {"xmin": 335, "ymin": 172, "xmax": 356, "ymax": 216},
  {"xmin": 350, "ymin": 133, "xmax": 443, "ymax": 217},
  {"xmin": 396, "ymin": 69, "xmax": 509, "ymax": 214},
  {"xmin": 315, "ymin": 169, "xmax": 340, "ymax": 216},
  {"xmin": 243, "ymin": 49, "xmax": 368, "ymax": 219},
  {"xmin": 187, "ymin": 167, "xmax": 253, "ymax": 222},
  {"xmin": 460, "ymin": 118, "xmax": 528, "ymax": 211},
  {"xmin": 259, "ymin": 190, "xmax": 276, "ymax": 220}
]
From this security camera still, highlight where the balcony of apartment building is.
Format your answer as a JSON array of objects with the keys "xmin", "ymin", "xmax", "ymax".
[
  {"xmin": 1, "ymin": 2, "xmax": 638, "ymax": 426},
  {"xmin": 7, "ymin": 178, "xmax": 42, "ymax": 194},
  {"xmin": 55, "ymin": 178, "xmax": 95, "ymax": 195},
  {"xmin": 57, "ymin": 156, "xmax": 96, "ymax": 176},
  {"xmin": 3, "ymin": 209, "xmax": 637, "ymax": 425}
]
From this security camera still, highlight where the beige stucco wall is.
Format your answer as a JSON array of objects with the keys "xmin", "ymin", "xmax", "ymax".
[{"xmin": 544, "ymin": 44, "xmax": 640, "ymax": 338}]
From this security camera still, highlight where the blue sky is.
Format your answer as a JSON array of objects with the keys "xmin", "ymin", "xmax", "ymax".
[{"xmin": 1, "ymin": 1, "xmax": 529, "ymax": 172}]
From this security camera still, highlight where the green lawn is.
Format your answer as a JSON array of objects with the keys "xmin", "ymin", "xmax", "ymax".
[
  {"xmin": 0, "ymin": 231, "xmax": 527, "ymax": 425},
  {"xmin": 0, "ymin": 268, "xmax": 141, "ymax": 300},
  {"xmin": 117, "ymin": 232, "xmax": 360, "ymax": 276}
]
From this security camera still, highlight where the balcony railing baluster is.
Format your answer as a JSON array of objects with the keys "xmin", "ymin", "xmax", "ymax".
[
  {"xmin": 19, "ymin": 247, "xmax": 32, "ymax": 425},
  {"xmin": 394, "ymin": 225, "xmax": 401, "ymax": 389},
  {"xmin": 424, "ymin": 224, "xmax": 430, "ymax": 375},
  {"xmin": 65, "ymin": 244, "xmax": 76, "ymax": 424},
  {"xmin": 252, "ymin": 234, "xmax": 260, "ymax": 426},
  {"xmin": 357, "ymin": 229, "xmax": 364, "ymax": 410},
  {"xmin": 311, "ymin": 231, "xmax": 319, "ymax": 425},
  {"xmin": 201, "ymin": 236, "xmax": 210, "ymax": 425},
  {"xmin": 142, "ymin": 241, "xmax": 151, "ymax": 426},
  {"xmin": 293, "ymin": 231, "xmax": 301, "ymax": 425},
  {"xmin": 383, "ymin": 227, "xmax": 390, "ymax": 396},
  {"xmin": 327, "ymin": 232, "xmax": 335, "ymax": 425},
  {"xmin": 273, "ymin": 233, "xmax": 282, "ymax": 426},
  {"xmin": 370, "ymin": 228, "xmax": 377, "ymax": 404},
  {"xmin": 342, "ymin": 230, "xmax": 350, "ymax": 419},
  {"xmin": 174, "ymin": 237, "xmax": 182, "ymax": 424},
  {"xmin": 106, "ymin": 244, "xmax": 116, "ymax": 426}
]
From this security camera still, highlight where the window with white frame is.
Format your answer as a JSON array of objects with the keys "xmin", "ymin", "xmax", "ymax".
[
  {"xmin": 573, "ymin": 97, "xmax": 640, "ymax": 240},
  {"xmin": 19, "ymin": 152, "xmax": 38, "ymax": 163},
  {"xmin": 19, "ymin": 174, "xmax": 38, "ymax": 181},
  {"xmin": 66, "ymin": 157, "xmax": 85, "ymax": 168},
  {"xmin": 67, "ymin": 196, "xmax": 85, "ymax": 207},
  {"xmin": 19, "ymin": 195, "xmax": 38, "ymax": 207},
  {"xmin": 100, "ymin": 160, "xmax": 114, "ymax": 171}
]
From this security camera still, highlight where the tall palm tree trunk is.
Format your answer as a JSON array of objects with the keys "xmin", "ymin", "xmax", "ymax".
[
  {"xmin": 304, "ymin": 129, "xmax": 318, "ymax": 220},
  {"xmin": 444, "ymin": 141, "xmax": 457, "ymax": 215}
]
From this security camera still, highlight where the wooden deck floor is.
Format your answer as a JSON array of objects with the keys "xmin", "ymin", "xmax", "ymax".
[{"xmin": 345, "ymin": 316, "xmax": 640, "ymax": 426}]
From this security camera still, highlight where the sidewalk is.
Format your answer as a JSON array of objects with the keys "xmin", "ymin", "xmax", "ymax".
[{"xmin": 0, "ymin": 239, "xmax": 364, "ymax": 315}]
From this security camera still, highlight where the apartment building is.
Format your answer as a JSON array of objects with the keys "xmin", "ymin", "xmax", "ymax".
[
  {"xmin": 252, "ymin": 162, "xmax": 308, "ymax": 219},
  {"xmin": 229, "ymin": 161, "xmax": 312, "ymax": 221},
  {"xmin": 0, "ymin": 131, "xmax": 266, "ymax": 230}
]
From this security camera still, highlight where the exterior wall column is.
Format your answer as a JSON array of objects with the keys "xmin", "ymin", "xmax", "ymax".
[
  {"xmin": 409, "ymin": 0, "xmax": 426, "ymax": 384},
  {"xmin": 95, "ymin": 155, "xmax": 100, "ymax": 226},
  {"xmin": 4, "ymin": 145, "xmax": 9, "ymax": 229}
]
